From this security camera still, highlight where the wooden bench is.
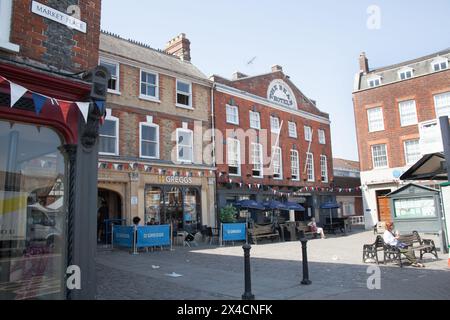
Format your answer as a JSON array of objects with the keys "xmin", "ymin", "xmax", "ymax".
[
  {"xmin": 248, "ymin": 223, "xmax": 280, "ymax": 244},
  {"xmin": 366, "ymin": 231, "xmax": 438, "ymax": 267},
  {"xmin": 296, "ymin": 222, "xmax": 318, "ymax": 239}
]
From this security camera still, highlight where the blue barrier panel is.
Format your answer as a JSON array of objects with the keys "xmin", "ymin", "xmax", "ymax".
[
  {"xmin": 113, "ymin": 226, "xmax": 134, "ymax": 248},
  {"xmin": 222, "ymin": 223, "xmax": 247, "ymax": 242},
  {"xmin": 137, "ymin": 225, "xmax": 171, "ymax": 248}
]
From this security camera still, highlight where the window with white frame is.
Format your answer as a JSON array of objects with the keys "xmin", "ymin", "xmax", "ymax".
[
  {"xmin": 398, "ymin": 68, "xmax": 413, "ymax": 80},
  {"xmin": 288, "ymin": 122, "xmax": 297, "ymax": 138},
  {"xmin": 404, "ymin": 140, "xmax": 421, "ymax": 165},
  {"xmin": 140, "ymin": 120, "xmax": 159, "ymax": 159},
  {"xmin": 320, "ymin": 155, "xmax": 328, "ymax": 182},
  {"xmin": 99, "ymin": 110, "xmax": 119, "ymax": 155},
  {"xmin": 252, "ymin": 143, "xmax": 263, "ymax": 178},
  {"xmin": 176, "ymin": 128, "xmax": 193, "ymax": 163},
  {"xmin": 371, "ymin": 144, "xmax": 388, "ymax": 168},
  {"xmin": 100, "ymin": 59, "xmax": 120, "ymax": 92},
  {"xmin": 367, "ymin": 107, "xmax": 384, "ymax": 132},
  {"xmin": 399, "ymin": 100, "xmax": 418, "ymax": 127},
  {"xmin": 272, "ymin": 146, "xmax": 283, "ymax": 179},
  {"xmin": 291, "ymin": 150, "xmax": 300, "ymax": 181},
  {"xmin": 140, "ymin": 70, "xmax": 158, "ymax": 100},
  {"xmin": 434, "ymin": 92, "xmax": 450, "ymax": 118},
  {"xmin": 271, "ymin": 116, "xmax": 280, "ymax": 134},
  {"xmin": 432, "ymin": 58, "xmax": 448, "ymax": 72},
  {"xmin": 318, "ymin": 129, "xmax": 326, "ymax": 144},
  {"xmin": 226, "ymin": 105, "xmax": 239, "ymax": 125},
  {"xmin": 176, "ymin": 80, "xmax": 192, "ymax": 108},
  {"xmin": 368, "ymin": 76, "xmax": 381, "ymax": 88},
  {"xmin": 304, "ymin": 126, "xmax": 312, "ymax": 142},
  {"xmin": 306, "ymin": 153, "xmax": 314, "ymax": 182},
  {"xmin": 249, "ymin": 111, "xmax": 261, "ymax": 129},
  {"xmin": 227, "ymin": 138, "xmax": 241, "ymax": 175},
  {"xmin": 0, "ymin": 0, "xmax": 19, "ymax": 52}
]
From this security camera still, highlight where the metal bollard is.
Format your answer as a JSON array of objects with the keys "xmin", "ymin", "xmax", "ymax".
[
  {"xmin": 300, "ymin": 238, "xmax": 312, "ymax": 285},
  {"xmin": 242, "ymin": 244, "xmax": 255, "ymax": 300}
]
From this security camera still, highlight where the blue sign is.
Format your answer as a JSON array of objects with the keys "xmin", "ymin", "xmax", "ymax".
[
  {"xmin": 136, "ymin": 225, "xmax": 171, "ymax": 248},
  {"xmin": 222, "ymin": 223, "xmax": 247, "ymax": 242},
  {"xmin": 113, "ymin": 226, "xmax": 134, "ymax": 248}
]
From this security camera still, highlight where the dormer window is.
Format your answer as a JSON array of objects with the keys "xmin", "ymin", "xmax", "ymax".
[
  {"xmin": 432, "ymin": 57, "xmax": 448, "ymax": 72},
  {"xmin": 368, "ymin": 76, "xmax": 381, "ymax": 88},
  {"xmin": 398, "ymin": 67, "xmax": 413, "ymax": 80}
]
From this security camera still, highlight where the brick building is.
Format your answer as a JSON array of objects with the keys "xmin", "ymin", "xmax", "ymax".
[
  {"xmin": 98, "ymin": 32, "xmax": 216, "ymax": 233},
  {"xmin": 0, "ymin": 0, "xmax": 103, "ymax": 299},
  {"xmin": 332, "ymin": 158, "xmax": 363, "ymax": 223},
  {"xmin": 211, "ymin": 66, "xmax": 334, "ymax": 223},
  {"xmin": 353, "ymin": 49, "xmax": 450, "ymax": 229}
]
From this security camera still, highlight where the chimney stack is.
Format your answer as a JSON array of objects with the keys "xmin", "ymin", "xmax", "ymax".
[
  {"xmin": 271, "ymin": 65, "xmax": 283, "ymax": 72},
  {"xmin": 359, "ymin": 52, "xmax": 369, "ymax": 74},
  {"xmin": 232, "ymin": 71, "xmax": 248, "ymax": 80},
  {"xmin": 165, "ymin": 33, "xmax": 191, "ymax": 62}
]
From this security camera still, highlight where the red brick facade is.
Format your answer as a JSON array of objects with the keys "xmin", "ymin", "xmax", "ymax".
[
  {"xmin": 8, "ymin": 0, "xmax": 101, "ymax": 72},
  {"xmin": 214, "ymin": 71, "xmax": 334, "ymax": 189},
  {"xmin": 354, "ymin": 69, "xmax": 450, "ymax": 171}
]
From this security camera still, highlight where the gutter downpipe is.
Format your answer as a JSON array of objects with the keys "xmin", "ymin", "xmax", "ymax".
[{"xmin": 211, "ymin": 83, "xmax": 218, "ymax": 228}]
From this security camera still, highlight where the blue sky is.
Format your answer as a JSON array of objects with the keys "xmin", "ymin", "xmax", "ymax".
[{"xmin": 101, "ymin": 0, "xmax": 450, "ymax": 161}]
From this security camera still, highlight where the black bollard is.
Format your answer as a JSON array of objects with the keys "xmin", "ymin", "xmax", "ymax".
[
  {"xmin": 300, "ymin": 238, "xmax": 312, "ymax": 285},
  {"xmin": 242, "ymin": 244, "xmax": 255, "ymax": 300}
]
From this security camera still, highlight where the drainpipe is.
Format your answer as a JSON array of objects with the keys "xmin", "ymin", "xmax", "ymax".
[{"xmin": 211, "ymin": 84, "xmax": 218, "ymax": 228}]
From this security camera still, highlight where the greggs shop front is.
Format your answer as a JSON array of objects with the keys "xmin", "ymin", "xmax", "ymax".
[{"xmin": 0, "ymin": 62, "xmax": 104, "ymax": 300}]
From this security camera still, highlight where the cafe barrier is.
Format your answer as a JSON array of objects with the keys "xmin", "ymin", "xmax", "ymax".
[
  {"xmin": 112, "ymin": 225, "xmax": 172, "ymax": 253},
  {"xmin": 137, "ymin": 225, "xmax": 171, "ymax": 248},
  {"xmin": 222, "ymin": 223, "xmax": 247, "ymax": 245}
]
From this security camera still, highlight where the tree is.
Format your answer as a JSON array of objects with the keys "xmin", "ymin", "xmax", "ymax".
[{"xmin": 219, "ymin": 205, "xmax": 237, "ymax": 223}]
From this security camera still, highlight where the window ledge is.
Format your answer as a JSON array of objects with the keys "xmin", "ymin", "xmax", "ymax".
[
  {"xmin": 176, "ymin": 103, "xmax": 194, "ymax": 110},
  {"xmin": 139, "ymin": 95, "xmax": 161, "ymax": 103},
  {"xmin": 107, "ymin": 89, "xmax": 121, "ymax": 96},
  {"xmin": 0, "ymin": 41, "xmax": 19, "ymax": 53}
]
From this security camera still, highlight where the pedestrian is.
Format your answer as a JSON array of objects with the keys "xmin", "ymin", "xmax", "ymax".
[
  {"xmin": 308, "ymin": 217, "xmax": 326, "ymax": 239},
  {"xmin": 97, "ymin": 201, "xmax": 109, "ymax": 242},
  {"xmin": 383, "ymin": 222, "xmax": 424, "ymax": 268}
]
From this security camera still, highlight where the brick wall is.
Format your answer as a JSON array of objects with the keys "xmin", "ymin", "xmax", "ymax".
[
  {"xmin": 7, "ymin": 0, "xmax": 101, "ymax": 72},
  {"xmin": 214, "ymin": 89, "xmax": 334, "ymax": 188},
  {"xmin": 353, "ymin": 69, "xmax": 450, "ymax": 171}
]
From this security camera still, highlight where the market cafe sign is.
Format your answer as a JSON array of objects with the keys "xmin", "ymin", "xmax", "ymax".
[
  {"xmin": 158, "ymin": 176, "xmax": 193, "ymax": 184},
  {"xmin": 267, "ymin": 79, "xmax": 297, "ymax": 109},
  {"xmin": 31, "ymin": 1, "xmax": 87, "ymax": 34}
]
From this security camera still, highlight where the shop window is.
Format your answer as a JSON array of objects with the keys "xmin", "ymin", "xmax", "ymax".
[
  {"xmin": 0, "ymin": 120, "xmax": 67, "ymax": 300},
  {"xmin": 184, "ymin": 188, "xmax": 200, "ymax": 232},
  {"xmin": 145, "ymin": 187, "xmax": 162, "ymax": 225}
]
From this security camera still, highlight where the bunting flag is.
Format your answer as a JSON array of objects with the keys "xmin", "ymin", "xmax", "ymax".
[
  {"xmin": 10, "ymin": 82, "xmax": 28, "ymax": 108},
  {"xmin": 0, "ymin": 74, "xmax": 102, "ymax": 126},
  {"xmin": 32, "ymin": 93, "xmax": 47, "ymax": 115},
  {"xmin": 76, "ymin": 102, "xmax": 90, "ymax": 123}
]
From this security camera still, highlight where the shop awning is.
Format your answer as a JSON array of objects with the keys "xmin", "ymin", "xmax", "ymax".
[{"xmin": 400, "ymin": 153, "xmax": 447, "ymax": 181}]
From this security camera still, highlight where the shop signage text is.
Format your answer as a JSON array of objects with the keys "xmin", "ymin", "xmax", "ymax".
[
  {"xmin": 158, "ymin": 175, "xmax": 193, "ymax": 184},
  {"xmin": 31, "ymin": 1, "xmax": 87, "ymax": 33}
]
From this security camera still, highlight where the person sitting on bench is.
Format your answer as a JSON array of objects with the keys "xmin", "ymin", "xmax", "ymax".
[
  {"xmin": 308, "ymin": 218, "xmax": 326, "ymax": 239},
  {"xmin": 383, "ymin": 222, "xmax": 424, "ymax": 268}
]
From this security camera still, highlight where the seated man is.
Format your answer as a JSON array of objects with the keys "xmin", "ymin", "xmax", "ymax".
[
  {"xmin": 383, "ymin": 222, "xmax": 424, "ymax": 268},
  {"xmin": 308, "ymin": 218, "xmax": 326, "ymax": 239}
]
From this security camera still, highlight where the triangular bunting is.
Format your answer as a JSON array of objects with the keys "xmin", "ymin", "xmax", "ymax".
[
  {"xmin": 59, "ymin": 101, "xmax": 73, "ymax": 123},
  {"xmin": 95, "ymin": 100, "xmax": 105, "ymax": 113},
  {"xmin": 32, "ymin": 93, "xmax": 47, "ymax": 115},
  {"xmin": 10, "ymin": 82, "xmax": 28, "ymax": 108},
  {"xmin": 76, "ymin": 102, "xmax": 90, "ymax": 123}
]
